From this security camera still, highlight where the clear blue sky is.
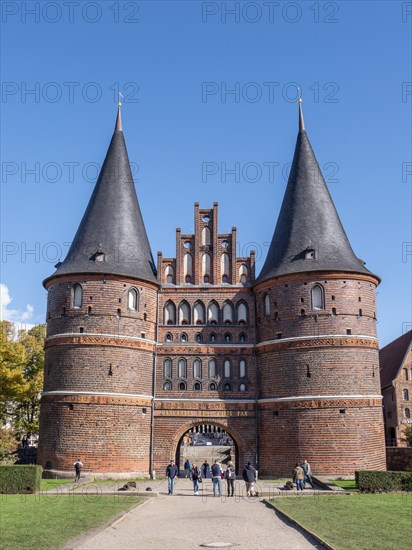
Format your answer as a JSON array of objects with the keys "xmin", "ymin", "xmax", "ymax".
[{"xmin": 1, "ymin": 0, "xmax": 411, "ymax": 347}]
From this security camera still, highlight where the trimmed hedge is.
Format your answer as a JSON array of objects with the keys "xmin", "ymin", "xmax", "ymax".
[
  {"xmin": 355, "ymin": 470, "xmax": 412, "ymax": 492},
  {"xmin": 0, "ymin": 464, "xmax": 42, "ymax": 493}
]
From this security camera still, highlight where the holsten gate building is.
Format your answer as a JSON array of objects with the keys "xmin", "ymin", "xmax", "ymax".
[{"xmin": 38, "ymin": 104, "xmax": 386, "ymax": 476}]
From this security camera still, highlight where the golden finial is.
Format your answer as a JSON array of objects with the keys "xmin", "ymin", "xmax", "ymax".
[
  {"xmin": 298, "ymin": 91, "xmax": 305, "ymax": 131},
  {"xmin": 118, "ymin": 91, "xmax": 123, "ymax": 107},
  {"xmin": 297, "ymin": 97, "xmax": 302, "ymax": 103}
]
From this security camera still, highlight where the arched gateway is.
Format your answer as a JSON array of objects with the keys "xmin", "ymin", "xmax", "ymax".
[{"xmin": 38, "ymin": 106, "xmax": 386, "ymax": 478}]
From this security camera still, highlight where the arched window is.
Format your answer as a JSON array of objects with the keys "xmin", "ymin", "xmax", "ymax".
[
  {"xmin": 180, "ymin": 333, "xmax": 188, "ymax": 342},
  {"xmin": 224, "ymin": 333, "xmax": 232, "ymax": 343},
  {"xmin": 209, "ymin": 382, "xmax": 217, "ymax": 391},
  {"xmin": 237, "ymin": 302, "xmax": 248, "ymax": 324},
  {"xmin": 404, "ymin": 369, "xmax": 408, "ymax": 380},
  {"xmin": 239, "ymin": 383, "xmax": 246, "ymax": 392},
  {"xmin": 128, "ymin": 288, "xmax": 139, "ymax": 311},
  {"xmin": 163, "ymin": 381, "xmax": 172, "ymax": 391},
  {"xmin": 193, "ymin": 359, "xmax": 202, "ymax": 379},
  {"xmin": 221, "ymin": 253, "xmax": 229, "ymax": 279},
  {"xmin": 73, "ymin": 284, "xmax": 83, "ymax": 308},
  {"xmin": 178, "ymin": 358, "xmax": 187, "ymax": 378},
  {"xmin": 224, "ymin": 359, "xmax": 231, "ymax": 378},
  {"xmin": 163, "ymin": 358, "xmax": 172, "ymax": 378},
  {"xmin": 202, "ymin": 253, "xmax": 211, "ymax": 279},
  {"xmin": 223, "ymin": 301, "xmax": 233, "ymax": 324},
  {"xmin": 185, "ymin": 275, "xmax": 192, "ymax": 284},
  {"xmin": 239, "ymin": 333, "xmax": 247, "ymax": 343},
  {"xmin": 239, "ymin": 359, "xmax": 246, "ymax": 378},
  {"xmin": 404, "ymin": 408, "xmax": 411, "ymax": 419},
  {"xmin": 239, "ymin": 265, "xmax": 248, "ymax": 284},
  {"xmin": 194, "ymin": 382, "xmax": 201, "ymax": 391},
  {"xmin": 165, "ymin": 332, "xmax": 173, "ymax": 342},
  {"xmin": 264, "ymin": 294, "xmax": 270, "ymax": 316},
  {"xmin": 178, "ymin": 301, "xmax": 190, "ymax": 325},
  {"xmin": 403, "ymin": 389, "xmax": 409, "ymax": 401},
  {"xmin": 195, "ymin": 333, "xmax": 202, "ymax": 343},
  {"xmin": 224, "ymin": 383, "xmax": 231, "ymax": 391},
  {"xmin": 210, "ymin": 333, "xmax": 217, "ymax": 343},
  {"xmin": 193, "ymin": 301, "xmax": 205, "ymax": 325},
  {"xmin": 202, "ymin": 226, "xmax": 211, "ymax": 246},
  {"xmin": 209, "ymin": 359, "xmax": 217, "ymax": 378},
  {"xmin": 164, "ymin": 301, "xmax": 176, "ymax": 325},
  {"xmin": 165, "ymin": 265, "xmax": 174, "ymax": 284},
  {"xmin": 410, "ymin": 367, "xmax": 412, "ymax": 381},
  {"xmin": 183, "ymin": 253, "xmax": 193, "ymax": 278},
  {"xmin": 179, "ymin": 381, "xmax": 186, "ymax": 390},
  {"xmin": 208, "ymin": 302, "xmax": 219, "ymax": 324},
  {"xmin": 311, "ymin": 284, "xmax": 324, "ymax": 310}
]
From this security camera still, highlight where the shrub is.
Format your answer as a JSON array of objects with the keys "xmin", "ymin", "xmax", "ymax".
[
  {"xmin": 0, "ymin": 464, "xmax": 42, "ymax": 493},
  {"xmin": 355, "ymin": 470, "xmax": 412, "ymax": 492}
]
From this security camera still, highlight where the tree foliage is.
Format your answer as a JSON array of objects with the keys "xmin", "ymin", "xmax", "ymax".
[{"xmin": 0, "ymin": 321, "xmax": 45, "ymax": 438}]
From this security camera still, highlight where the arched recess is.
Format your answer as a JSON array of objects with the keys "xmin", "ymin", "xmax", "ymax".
[
  {"xmin": 163, "ymin": 300, "xmax": 176, "ymax": 325},
  {"xmin": 207, "ymin": 301, "xmax": 220, "ymax": 324},
  {"xmin": 173, "ymin": 420, "xmax": 242, "ymax": 475},
  {"xmin": 193, "ymin": 301, "xmax": 206, "ymax": 325}
]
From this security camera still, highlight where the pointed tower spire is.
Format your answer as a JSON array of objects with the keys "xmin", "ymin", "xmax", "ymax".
[
  {"xmin": 115, "ymin": 99, "xmax": 123, "ymax": 132},
  {"xmin": 298, "ymin": 97, "xmax": 305, "ymax": 132},
  {"xmin": 45, "ymin": 107, "xmax": 157, "ymax": 285},
  {"xmin": 257, "ymin": 106, "xmax": 376, "ymax": 283}
]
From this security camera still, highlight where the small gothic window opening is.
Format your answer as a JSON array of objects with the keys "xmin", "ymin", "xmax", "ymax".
[
  {"xmin": 165, "ymin": 332, "xmax": 173, "ymax": 342},
  {"xmin": 165, "ymin": 265, "xmax": 174, "ymax": 284},
  {"xmin": 164, "ymin": 358, "xmax": 172, "ymax": 378},
  {"xmin": 237, "ymin": 302, "xmax": 248, "ymax": 324},
  {"xmin": 239, "ymin": 383, "xmax": 246, "ymax": 392},
  {"xmin": 404, "ymin": 408, "xmax": 411, "ymax": 419},
  {"xmin": 194, "ymin": 382, "xmax": 201, "ymax": 391},
  {"xmin": 403, "ymin": 389, "xmax": 409, "ymax": 401},
  {"xmin": 179, "ymin": 382, "xmax": 186, "ymax": 390},
  {"xmin": 180, "ymin": 333, "xmax": 188, "ymax": 342},
  {"xmin": 239, "ymin": 333, "xmax": 247, "ymax": 343},
  {"xmin": 239, "ymin": 264, "xmax": 248, "ymax": 285},
  {"xmin": 193, "ymin": 359, "xmax": 202, "ymax": 379},
  {"xmin": 178, "ymin": 358, "xmax": 187, "ymax": 379},
  {"xmin": 224, "ymin": 359, "xmax": 231, "ymax": 378},
  {"xmin": 239, "ymin": 359, "xmax": 246, "ymax": 378},
  {"xmin": 73, "ymin": 284, "xmax": 83, "ymax": 308},
  {"xmin": 209, "ymin": 359, "xmax": 217, "ymax": 378},
  {"xmin": 264, "ymin": 294, "xmax": 270, "ymax": 316},
  {"xmin": 311, "ymin": 284, "xmax": 324, "ymax": 310},
  {"xmin": 128, "ymin": 288, "xmax": 139, "ymax": 311},
  {"xmin": 224, "ymin": 383, "xmax": 232, "ymax": 391},
  {"xmin": 164, "ymin": 381, "xmax": 172, "ymax": 390},
  {"xmin": 224, "ymin": 333, "xmax": 232, "ymax": 343},
  {"xmin": 209, "ymin": 382, "xmax": 217, "ymax": 391},
  {"xmin": 195, "ymin": 333, "xmax": 202, "ymax": 343}
]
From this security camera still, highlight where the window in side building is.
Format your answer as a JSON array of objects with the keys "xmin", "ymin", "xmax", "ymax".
[
  {"xmin": 403, "ymin": 389, "xmax": 409, "ymax": 401},
  {"xmin": 404, "ymin": 408, "xmax": 410, "ymax": 419}
]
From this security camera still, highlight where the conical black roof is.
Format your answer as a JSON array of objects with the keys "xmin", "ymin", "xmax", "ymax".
[
  {"xmin": 257, "ymin": 106, "xmax": 376, "ymax": 284},
  {"xmin": 44, "ymin": 108, "xmax": 157, "ymax": 285}
]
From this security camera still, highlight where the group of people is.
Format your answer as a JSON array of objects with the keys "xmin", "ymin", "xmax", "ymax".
[
  {"xmin": 169, "ymin": 459, "xmax": 257, "ymax": 497},
  {"xmin": 292, "ymin": 460, "xmax": 314, "ymax": 490}
]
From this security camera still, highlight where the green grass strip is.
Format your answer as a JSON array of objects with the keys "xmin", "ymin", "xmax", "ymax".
[
  {"xmin": 271, "ymin": 493, "xmax": 412, "ymax": 550},
  {"xmin": 0, "ymin": 493, "xmax": 141, "ymax": 549}
]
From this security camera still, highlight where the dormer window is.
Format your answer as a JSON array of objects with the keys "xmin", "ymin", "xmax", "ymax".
[{"xmin": 305, "ymin": 247, "xmax": 316, "ymax": 260}]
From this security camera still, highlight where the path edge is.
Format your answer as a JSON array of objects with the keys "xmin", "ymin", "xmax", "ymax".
[{"xmin": 263, "ymin": 498, "xmax": 336, "ymax": 550}]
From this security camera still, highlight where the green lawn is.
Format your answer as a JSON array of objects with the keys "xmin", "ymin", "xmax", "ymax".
[
  {"xmin": 0, "ymin": 494, "xmax": 141, "ymax": 549},
  {"xmin": 271, "ymin": 493, "xmax": 412, "ymax": 550},
  {"xmin": 330, "ymin": 479, "xmax": 358, "ymax": 491},
  {"xmin": 40, "ymin": 478, "xmax": 74, "ymax": 492}
]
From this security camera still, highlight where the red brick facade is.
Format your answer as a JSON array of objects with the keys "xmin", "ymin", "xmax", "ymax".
[{"xmin": 38, "ymin": 203, "xmax": 386, "ymax": 476}]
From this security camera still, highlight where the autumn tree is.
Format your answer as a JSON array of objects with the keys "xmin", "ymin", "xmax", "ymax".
[{"xmin": 0, "ymin": 321, "xmax": 45, "ymax": 439}]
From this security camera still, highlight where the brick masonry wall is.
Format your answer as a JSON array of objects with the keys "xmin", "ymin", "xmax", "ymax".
[{"xmin": 386, "ymin": 447, "xmax": 412, "ymax": 471}]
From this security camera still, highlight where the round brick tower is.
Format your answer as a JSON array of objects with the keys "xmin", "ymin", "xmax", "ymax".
[
  {"xmin": 37, "ymin": 107, "xmax": 159, "ymax": 475},
  {"xmin": 254, "ymin": 104, "xmax": 386, "ymax": 476}
]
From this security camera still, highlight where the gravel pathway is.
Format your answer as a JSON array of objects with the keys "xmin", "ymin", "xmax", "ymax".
[{"xmin": 72, "ymin": 479, "xmax": 320, "ymax": 550}]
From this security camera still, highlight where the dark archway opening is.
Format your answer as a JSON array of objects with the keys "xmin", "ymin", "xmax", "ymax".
[{"xmin": 175, "ymin": 423, "xmax": 239, "ymax": 476}]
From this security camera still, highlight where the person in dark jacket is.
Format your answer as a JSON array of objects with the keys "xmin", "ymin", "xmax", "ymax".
[
  {"xmin": 302, "ymin": 459, "xmax": 314, "ymax": 489},
  {"xmin": 242, "ymin": 462, "xmax": 257, "ymax": 496},
  {"xmin": 166, "ymin": 460, "xmax": 179, "ymax": 495},
  {"xmin": 190, "ymin": 463, "xmax": 201, "ymax": 495},
  {"xmin": 225, "ymin": 461, "xmax": 236, "ymax": 496},
  {"xmin": 201, "ymin": 460, "xmax": 210, "ymax": 479},
  {"xmin": 211, "ymin": 460, "xmax": 222, "ymax": 497},
  {"xmin": 184, "ymin": 458, "xmax": 191, "ymax": 478},
  {"xmin": 74, "ymin": 459, "xmax": 83, "ymax": 482},
  {"xmin": 293, "ymin": 463, "xmax": 304, "ymax": 491}
]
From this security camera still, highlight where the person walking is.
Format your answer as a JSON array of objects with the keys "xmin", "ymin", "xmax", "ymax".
[
  {"xmin": 73, "ymin": 458, "xmax": 83, "ymax": 482},
  {"xmin": 302, "ymin": 459, "xmax": 314, "ymax": 489},
  {"xmin": 293, "ymin": 463, "xmax": 304, "ymax": 491},
  {"xmin": 201, "ymin": 460, "xmax": 210, "ymax": 479},
  {"xmin": 225, "ymin": 461, "xmax": 236, "ymax": 496},
  {"xmin": 211, "ymin": 460, "xmax": 222, "ymax": 497},
  {"xmin": 242, "ymin": 462, "xmax": 257, "ymax": 496},
  {"xmin": 166, "ymin": 460, "xmax": 179, "ymax": 495},
  {"xmin": 190, "ymin": 463, "xmax": 201, "ymax": 495},
  {"xmin": 184, "ymin": 458, "xmax": 191, "ymax": 478}
]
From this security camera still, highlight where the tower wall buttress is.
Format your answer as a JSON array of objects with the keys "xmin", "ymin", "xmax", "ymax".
[
  {"xmin": 37, "ymin": 275, "xmax": 158, "ymax": 474},
  {"xmin": 254, "ymin": 272, "xmax": 386, "ymax": 476}
]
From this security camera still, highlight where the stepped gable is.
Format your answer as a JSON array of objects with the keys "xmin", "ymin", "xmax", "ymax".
[
  {"xmin": 380, "ymin": 330, "xmax": 412, "ymax": 389},
  {"xmin": 44, "ymin": 106, "xmax": 157, "ymax": 285},
  {"xmin": 257, "ymin": 102, "xmax": 377, "ymax": 283}
]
